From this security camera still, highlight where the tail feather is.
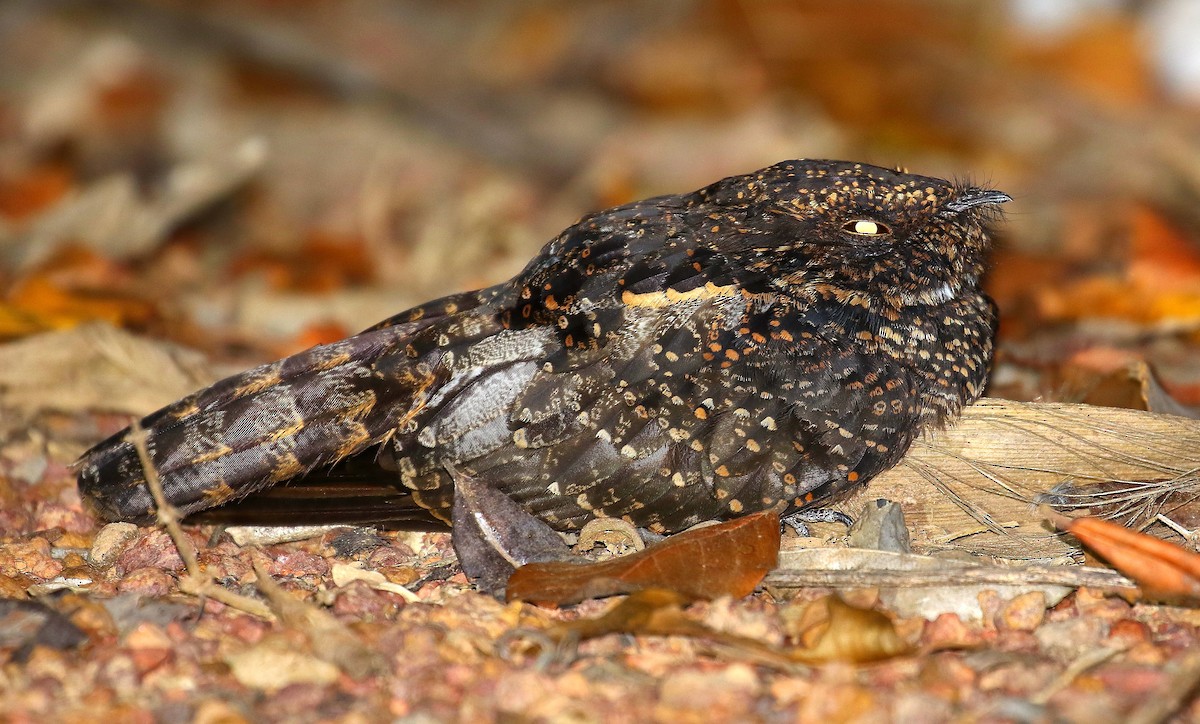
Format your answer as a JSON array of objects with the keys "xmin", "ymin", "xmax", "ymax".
[
  {"xmin": 190, "ymin": 451, "xmax": 449, "ymax": 530},
  {"xmin": 77, "ymin": 320, "xmax": 453, "ymax": 523}
]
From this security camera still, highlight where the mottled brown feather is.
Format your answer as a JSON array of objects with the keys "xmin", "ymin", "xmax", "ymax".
[{"xmin": 78, "ymin": 159, "xmax": 1006, "ymax": 536}]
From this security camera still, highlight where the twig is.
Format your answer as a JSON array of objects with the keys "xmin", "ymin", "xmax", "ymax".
[
  {"xmin": 1030, "ymin": 645, "xmax": 1126, "ymax": 705},
  {"xmin": 1127, "ymin": 651, "xmax": 1200, "ymax": 724},
  {"xmin": 126, "ymin": 421, "xmax": 275, "ymax": 620},
  {"xmin": 764, "ymin": 564, "xmax": 1136, "ymax": 591},
  {"xmin": 128, "ymin": 421, "xmax": 200, "ymax": 572},
  {"xmin": 251, "ymin": 557, "xmax": 386, "ymax": 678},
  {"xmin": 1156, "ymin": 514, "xmax": 1199, "ymax": 545},
  {"xmin": 932, "ymin": 521, "xmax": 1021, "ymax": 544}
]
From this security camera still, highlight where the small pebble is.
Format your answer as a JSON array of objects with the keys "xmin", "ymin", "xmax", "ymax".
[
  {"xmin": 89, "ymin": 523, "xmax": 140, "ymax": 568},
  {"xmin": 995, "ymin": 591, "xmax": 1047, "ymax": 632}
]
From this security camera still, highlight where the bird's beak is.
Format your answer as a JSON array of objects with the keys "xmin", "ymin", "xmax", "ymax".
[{"xmin": 945, "ymin": 189, "xmax": 1012, "ymax": 212}]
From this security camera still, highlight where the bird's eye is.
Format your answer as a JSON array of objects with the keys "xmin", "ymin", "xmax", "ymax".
[{"xmin": 843, "ymin": 219, "xmax": 890, "ymax": 236}]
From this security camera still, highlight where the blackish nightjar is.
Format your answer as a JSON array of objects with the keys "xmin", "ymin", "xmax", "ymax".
[{"xmin": 77, "ymin": 160, "xmax": 1009, "ymax": 587}]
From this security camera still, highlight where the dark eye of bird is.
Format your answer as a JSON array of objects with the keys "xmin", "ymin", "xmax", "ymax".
[{"xmin": 843, "ymin": 219, "xmax": 890, "ymax": 236}]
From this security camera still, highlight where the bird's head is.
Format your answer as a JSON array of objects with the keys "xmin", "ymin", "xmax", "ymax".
[{"xmin": 695, "ymin": 159, "xmax": 1010, "ymax": 307}]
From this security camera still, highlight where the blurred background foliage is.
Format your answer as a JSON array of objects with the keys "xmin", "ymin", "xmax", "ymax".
[{"xmin": 3, "ymin": 0, "xmax": 1200, "ymax": 407}]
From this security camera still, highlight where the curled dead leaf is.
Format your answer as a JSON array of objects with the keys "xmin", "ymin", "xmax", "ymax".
[
  {"xmin": 782, "ymin": 595, "xmax": 912, "ymax": 664},
  {"xmin": 1044, "ymin": 507, "xmax": 1200, "ymax": 605}
]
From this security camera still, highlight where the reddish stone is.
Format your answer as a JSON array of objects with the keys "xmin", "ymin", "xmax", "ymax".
[
  {"xmin": 115, "ymin": 567, "xmax": 176, "ymax": 597},
  {"xmin": 1106, "ymin": 618, "xmax": 1151, "ymax": 647},
  {"xmin": 0, "ymin": 537, "xmax": 63, "ymax": 580},
  {"xmin": 995, "ymin": 591, "xmax": 1047, "ymax": 632},
  {"xmin": 115, "ymin": 531, "xmax": 185, "ymax": 576}
]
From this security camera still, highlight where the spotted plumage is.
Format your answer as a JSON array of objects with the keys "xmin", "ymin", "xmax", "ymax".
[{"xmin": 78, "ymin": 159, "xmax": 1008, "ymax": 541}]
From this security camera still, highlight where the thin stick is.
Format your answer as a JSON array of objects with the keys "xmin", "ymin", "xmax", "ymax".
[
  {"xmin": 764, "ymin": 564, "xmax": 1135, "ymax": 591},
  {"xmin": 126, "ymin": 421, "xmax": 275, "ymax": 620},
  {"xmin": 1030, "ymin": 645, "xmax": 1125, "ymax": 705},
  {"xmin": 931, "ymin": 521, "xmax": 1021, "ymax": 544},
  {"xmin": 1156, "ymin": 514, "xmax": 1198, "ymax": 544},
  {"xmin": 1127, "ymin": 651, "xmax": 1200, "ymax": 724},
  {"xmin": 128, "ymin": 421, "xmax": 200, "ymax": 573}
]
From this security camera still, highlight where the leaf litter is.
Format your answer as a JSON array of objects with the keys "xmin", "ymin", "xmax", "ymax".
[{"xmin": 5, "ymin": 2, "xmax": 1200, "ymax": 720}]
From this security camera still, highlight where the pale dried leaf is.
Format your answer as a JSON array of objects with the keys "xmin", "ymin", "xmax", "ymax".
[
  {"xmin": 224, "ymin": 526, "xmax": 342, "ymax": 547},
  {"xmin": 225, "ymin": 640, "xmax": 341, "ymax": 692},
  {"xmin": 0, "ymin": 322, "xmax": 215, "ymax": 414},
  {"xmin": 0, "ymin": 140, "xmax": 264, "ymax": 269},
  {"xmin": 330, "ymin": 562, "xmax": 419, "ymax": 602}
]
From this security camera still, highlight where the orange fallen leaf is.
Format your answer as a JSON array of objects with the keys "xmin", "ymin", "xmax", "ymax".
[
  {"xmin": 1128, "ymin": 205, "xmax": 1200, "ymax": 293},
  {"xmin": 552, "ymin": 588, "xmax": 706, "ymax": 640},
  {"xmin": 0, "ymin": 304, "xmax": 48, "ymax": 341},
  {"xmin": 1, "ymin": 246, "xmax": 156, "ymax": 339},
  {"xmin": 506, "ymin": 510, "xmax": 780, "ymax": 605},
  {"xmin": 273, "ymin": 321, "xmax": 352, "ymax": 357},
  {"xmin": 0, "ymin": 163, "xmax": 74, "ymax": 221},
  {"xmin": 229, "ymin": 231, "xmax": 375, "ymax": 293},
  {"xmin": 5, "ymin": 275, "xmax": 156, "ymax": 335},
  {"xmin": 519, "ymin": 588, "xmax": 795, "ymax": 670},
  {"xmin": 1044, "ymin": 506, "xmax": 1200, "ymax": 604},
  {"xmin": 1009, "ymin": 16, "xmax": 1153, "ymax": 108},
  {"xmin": 1022, "ymin": 205, "xmax": 1200, "ymax": 330}
]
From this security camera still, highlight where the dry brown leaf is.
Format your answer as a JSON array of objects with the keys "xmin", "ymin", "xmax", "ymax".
[
  {"xmin": 1038, "ymin": 349, "xmax": 1146, "ymax": 412},
  {"xmin": 1044, "ymin": 356, "xmax": 1200, "ymax": 418},
  {"xmin": 229, "ymin": 231, "xmax": 375, "ymax": 293},
  {"xmin": 0, "ymin": 141, "xmax": 263, "ymax": 270},
  {"xmin": 530, "ymin": 588, "xmax": 802, "ymax": 670},
  {"xmin": 1008, "ymin": 15, "xmax": 1153, "ymax": 107},
  {"xmin": 0, "ymin": 245, "xmax": 155, "ymax": 339},
  {"xmin": 1128, "ymin": 204, "xmax": 1200, "ymax": 293},
  {"xmin": 506, "ymin": 510, "xmax": 780, "ymax": 606},
  {"xmin": 548, "ymin": 588, "xmax": 704, "ymax": 640},
  {"xmin": 273, "ymin": 321, "xmax": 352, "ymax": 357},
  {"xmin": 0, "ymin": 304, "xmax": 46, "ymax": 341},
  {"xmin": 1023, "ymin": 206, "xmax": 1200, "ymax": 329},
  {"xmin": 4, "ymin": 274, "xmax": 157, "ymax": 337}
]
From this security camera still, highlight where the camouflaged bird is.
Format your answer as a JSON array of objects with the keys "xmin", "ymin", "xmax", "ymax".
[{"xmin": 77, "ymin": 159, "xmax": 1009, "ymax": 587}]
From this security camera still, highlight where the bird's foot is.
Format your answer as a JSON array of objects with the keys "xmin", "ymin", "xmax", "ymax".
[{"xmin": 781, "ymin": 507, "xmax": 854, "ymax": 537}]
